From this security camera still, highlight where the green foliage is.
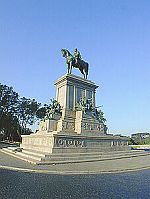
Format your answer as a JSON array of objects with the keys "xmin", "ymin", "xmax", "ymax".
[
  {"xmin": 0, "ymin": 83, "xmax": 19, "ymax": 117},
  {"xmin": 130, "ymin": 134, "xmax": 150, "ymax": 145},
  {"xmin": 139, "ymin": 137, "xmax": 150, "ymax": 145},
  {"xmin": 36, "ymin": 105, "xmax": 47, "ymax": 120},
  {"xmin": 0, "ymin": 83, "xmax": 20, "ymax": 141},
  {"xmin": 0, "ymin": 83, "xmax": 41, "ymax": 141},
  {"xmin": 0, "ymin": 82, "xmax": 62, "ymax": 142},
  {"xmin": 128, "ymin": 138, "xmax": 137, "ymax": 145},
  {"xmin": 17, "ymin": 97, "xmax": 41, "ymax": 129}
]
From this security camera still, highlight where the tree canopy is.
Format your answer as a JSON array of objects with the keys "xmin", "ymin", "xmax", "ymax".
[{"xmin": 0, "ymin": 83, "xmax": 41, "ymax": 141}]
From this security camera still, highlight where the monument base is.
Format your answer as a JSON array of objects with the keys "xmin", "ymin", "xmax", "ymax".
[
  {"xmin": 21, "ymin": 74, "xmax": 129, "ymax": 158},
  {"xmin": 21, "ymin": 132, "xmax": 128, "ymax": 154}
]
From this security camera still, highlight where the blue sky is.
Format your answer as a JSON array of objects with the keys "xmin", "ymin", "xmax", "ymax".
[{"xmin": 0, "ymin": 0, "xmax": 150, "ymax": 135}]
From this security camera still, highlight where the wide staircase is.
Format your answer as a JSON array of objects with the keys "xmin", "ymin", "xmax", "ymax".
[{"xmin": 1, "ymin": 146, "xmax": 150, "ymax": 165}]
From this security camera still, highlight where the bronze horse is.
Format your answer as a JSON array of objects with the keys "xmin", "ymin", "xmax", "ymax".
[{"xmin": 61, "ymin": 49, "xmax": 89, "ymax": 79}]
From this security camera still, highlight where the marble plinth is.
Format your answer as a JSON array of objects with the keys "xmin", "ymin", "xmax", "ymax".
[
  {"xmin": 21, "ymin": 133, "xmax": 128, "ymax": 154},
  {"xmin": 21, "ymin": 73, "xmax": 129, "ymax": 154}
]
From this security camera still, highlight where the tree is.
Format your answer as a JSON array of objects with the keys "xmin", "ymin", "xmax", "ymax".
[
  {"xmin": 17, "ymin": 97, "xmax": 41, "ymax": 134},
  {"xmin": 0, "ymin": 83, "xmax": 41, "ymax": 141},
  {"xmin": 0, "ymin": 83, "xmax": 19, "ymax": 120},
  {"xmin": 0, "ymin": 83, "xmax": 19, "ymax": 141},
  {"xmin": 36, "ymin": 105, "xmax": 47, "ymax": 120}
]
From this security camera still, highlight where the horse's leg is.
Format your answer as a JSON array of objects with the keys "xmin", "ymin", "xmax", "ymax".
[
  {"xmin": 86, "ymin": 64, "xmax": 89, "ymax": 79},
  {"xmin": 84, "ymin": 68, "xmax": 87, "ymax": 79},
  {"xmin": 67, "ymin": 63, "xmax": 70, "ymax": 74},
  {"xmin": 82, "ymin": 69, "xmax": 85, "ymax": 78},
  {"xmin": 79, "ymin": 67, "xmax": 85, "ymax": 78},
  {"xmin": 81, "ymin": 66, "xmax": 85, "ymax": 79},
  {"xmin": 85, "ymin": 73, "xmax": 87, "ymax": 79},
  {"xmin": 84, "ymin": 64, "xmax": 88, "ymax": 79},
  {"xmin": 70, "ymin": 62, "xmax": 72, "ymax": 74}
]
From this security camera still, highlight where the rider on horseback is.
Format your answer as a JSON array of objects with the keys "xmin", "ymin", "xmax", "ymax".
[
  {"xmin": 61, "ymin": 48, "xmax": 89, "ymax": 79},
  {"xmin": 74, "ymin": 48, "xmax": 81, "ymax": 64}
]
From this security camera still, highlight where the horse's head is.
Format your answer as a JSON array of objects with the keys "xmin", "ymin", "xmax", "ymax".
[
  {"xmin": 61, "ymin": 49, "xmax": 72, "ymax": 58},
  {"xmin": 61, "ymin": 49, "xmax": 69, "ymax": 58},
  {"xmin": 61, "ymin": 49, "xmax": 66, "ymax": 57}
]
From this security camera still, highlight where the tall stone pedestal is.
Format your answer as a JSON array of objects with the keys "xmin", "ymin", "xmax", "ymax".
[{"xmin": 21, "ymin": 74, "xmax": 128, "ymax": 154}]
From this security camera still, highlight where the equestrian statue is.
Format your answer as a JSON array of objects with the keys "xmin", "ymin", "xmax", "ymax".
[{"xmin": 61, "ymin": 48, "xmax": 89, "ymax": 79}]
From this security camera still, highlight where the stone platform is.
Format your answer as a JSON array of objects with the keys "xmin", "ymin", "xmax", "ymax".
[
  {"xmin": 21, "ymin": 73, "xmax": 129, "ymax": 157},
  {"xmin": 21, "ymin": 133, "xmax": 128, "ymax": 154}
]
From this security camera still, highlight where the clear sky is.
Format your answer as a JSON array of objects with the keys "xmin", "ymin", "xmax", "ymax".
[{"xmin": 0, "ymin": 0, "xmax": 150, "ymax": 136}]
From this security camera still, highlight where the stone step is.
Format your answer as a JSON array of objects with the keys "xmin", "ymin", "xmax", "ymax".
[
  {"xmin": 41, "ymin": 150, "xmax": 149, "ymax": 162},
  {"xmin": 39, "ymin": 151, "xmax": 150, "ymax": 165},
  {"xmin": 44, "ymin": 150, "xmax": 143, "ymax": 158},
  {"xmin": 16, "ymin": 152, "xmax": 41, "ymax": 161},
  {"xmin": 45, "ymin": 152, "xmax": 148, "ymax": 158},
  {"xmin": 21, "ymin": 148, "xmax": 49, "ymax": 156},
  {"xmin": 2, "ymin": 148, "xmax": 41, "ymax": 163},
  {"xmin": 1, "ymin": 148, "xmax": 38, "ymax": 164},
  {"xmin": 21, "ymin": 149, "xmax": 46, "ymax": 158},
  {"xmin": 2, "ymin": 146, "xmax": 149, "ymax": 165}
]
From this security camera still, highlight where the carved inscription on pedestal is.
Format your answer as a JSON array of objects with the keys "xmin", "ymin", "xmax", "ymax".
[{"xmin": 55, "ymin": 138, "xmax": 86, "ymax": 147}]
